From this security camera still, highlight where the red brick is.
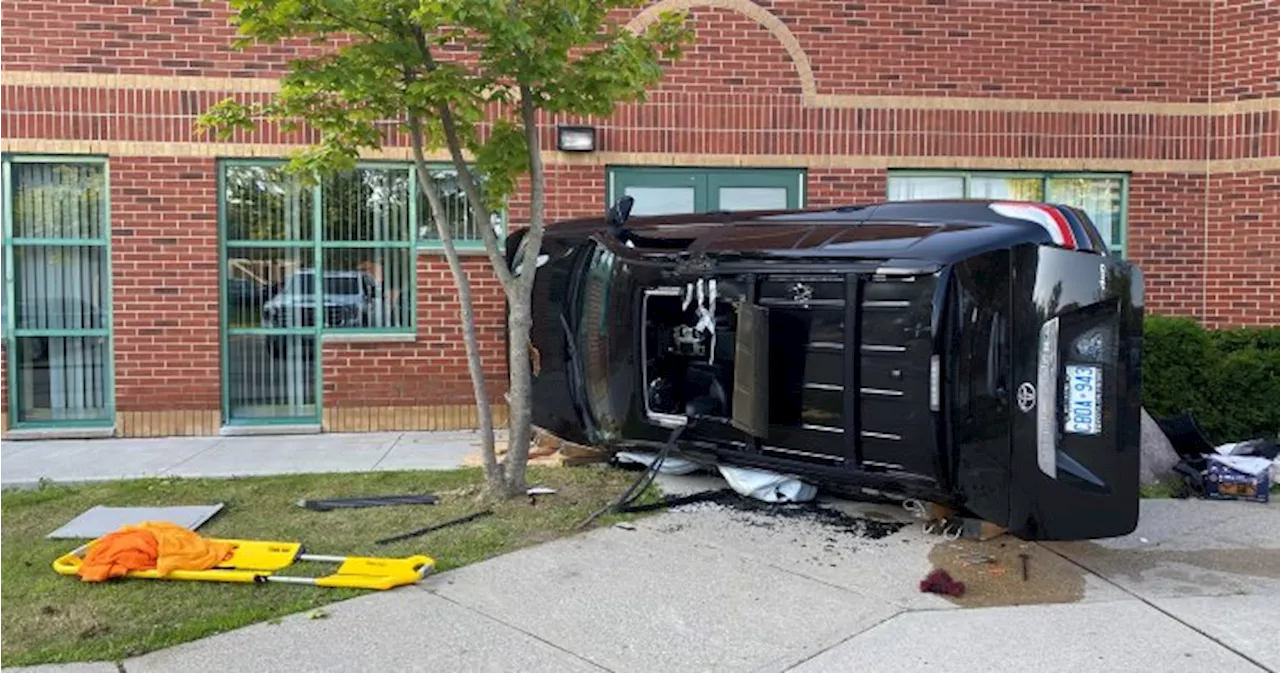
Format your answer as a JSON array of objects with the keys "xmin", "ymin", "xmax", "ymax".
[{"xmin": 0, "ymin": 0, "xmax": 1276, "ymax": 422}]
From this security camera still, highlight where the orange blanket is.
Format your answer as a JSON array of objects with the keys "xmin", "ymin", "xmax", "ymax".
[{"xmin": 77, "ymin": 521, "xmax": 235, "ymax": 582}]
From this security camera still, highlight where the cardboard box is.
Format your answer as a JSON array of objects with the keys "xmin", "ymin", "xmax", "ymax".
[{"xmin": 1204, "ymin": 459, "xmax": 1271, "ymax": 504}]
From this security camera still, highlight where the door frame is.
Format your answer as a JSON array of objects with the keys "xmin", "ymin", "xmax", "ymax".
[{"xmin": 2, "ymin": 154, "xmax": 116, "ymax": 430}]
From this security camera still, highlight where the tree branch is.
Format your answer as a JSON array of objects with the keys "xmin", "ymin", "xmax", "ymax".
[
  {"xmin": 306, "ymin": 3, "xmax": 398, "ymax": 41},
  {"xmin": 406, "ymin": 22, "xmax": 516, "ymax": 294},
  {"xmin": 517, "ymin": 84, "xmax": 546, "ymax": 297},
  {"xmin": 438, "ymin": 104, "xmax": 516, "ymax": 293}
]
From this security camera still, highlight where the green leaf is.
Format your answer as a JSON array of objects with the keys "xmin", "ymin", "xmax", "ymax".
[
  {"xmin": 474, "ymin": 120, "xmax": 529, "ymax": 212},
  {"xmin": 200, "ymin": 0, "xmax": 692, "ymax": 487}
]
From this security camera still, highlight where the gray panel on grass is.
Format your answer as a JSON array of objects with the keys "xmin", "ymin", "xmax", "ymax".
[{"xmin": 47, "ymin": 504, "xmax": 225, "ymax": 539}]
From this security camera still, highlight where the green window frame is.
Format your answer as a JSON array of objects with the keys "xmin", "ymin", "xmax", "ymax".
[
  {"xmin": 886, "ymin": 170, "xmax": 1130, "ymax": 258},
  {"xmin": 415, "ymin": 166, "xmax": 508, "ymax": 254},
  {"xmin": 219, "ymin": 160, "xmax": 423, "ymax": 337},
  {"xmin": 2, "ymin": 154, "xmax": 116, "ymax": 429},
  {"xmin": 607, "ymin": 166, "xmax": 807, "ymax": 215}
]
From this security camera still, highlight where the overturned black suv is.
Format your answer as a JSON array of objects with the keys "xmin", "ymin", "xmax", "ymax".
[{"xmin": 510, "ymin": 198, "xmax": 1144, "ymax": 541}]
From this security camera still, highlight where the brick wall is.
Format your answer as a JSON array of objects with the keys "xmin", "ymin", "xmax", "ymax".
[
  {"xmin": 805, "ymin": 168, "xmax": 884, "ymax": 206},
  {"xmin": 1202, "ymin": 0, "xmax": 1279, "ymax": 327},
  {"xmin": 323, "ymin": 259, "xmax": 509, "ymax": 408},
  {"xmin": 1125, "ymin": 172, "xmax": 1210, "ymax": 319},
  {"xmin": 656, "ymin": 7, "xmax": 800, "ymax": 95},
  {"xmin": 1205, "ymin": 170, "xmax": 1280, "ymax": 326},
  {"xmin": 1213, "ymin": 0, "xmax": 1280, "ymax": 102},
  {"xmin": 2, "ymin": 0, "xmax": 1216, "ymax": 103},
  {"xmin": 1, "ymin": 0, "xmax": 1276, "ymax": 432},
  {"xmin": 0, "ymin": 0, "xmax": 331, "ymax": 78},
  {"xmin": 782, "ymin": 0, "xmax": 1211, "ymax": 101},
  {"xmin": 111, "ymin": 156, "xmax": 221, "ymax": 411}
]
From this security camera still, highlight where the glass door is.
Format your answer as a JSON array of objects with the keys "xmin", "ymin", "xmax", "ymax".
[
  {"xmin": 220, "ymin": 163, "xmax": 321, "ymax": 425},
  {"xmin": 612, "ymin": 170, "xmax": 705, "ymax": 215},
  {"xmin": 608, "ymin": 167, "xmax": 805, "ymax": 216},
  {"xmin": 707, "ymin": 170, "xmax": 802, "ymax": 211},
  {"xmin": 3, "ymin": 157, "xmax": 114, "ymax": 428}
]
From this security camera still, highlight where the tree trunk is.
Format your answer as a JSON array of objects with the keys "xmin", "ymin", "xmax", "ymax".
[
  {"xmin": 503, "ymin": 300, "xmax": 534, "ymax": 495},
  {"xmin": 500, "ymin": 85, "xmax": 549, "ymax": 495},
  {"xmin": 408, "ymin": 119, "xmax": 503, "ymax": 493}
]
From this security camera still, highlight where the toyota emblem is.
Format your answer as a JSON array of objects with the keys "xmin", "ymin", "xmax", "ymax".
[{"xmin": 1016, "ymin": 382, "xmax": 1036, "ymax": 412}]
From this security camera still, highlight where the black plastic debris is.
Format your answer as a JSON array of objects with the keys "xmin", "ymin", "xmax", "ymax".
[
  {"xmin": 1156, "ymin": 412, "xmax": 1217, "ymax": 460},
  {"xmin": 297, "ymin": 494, "xmax": 438, "ymax": 511},
  {"xmin": 375, "ymin": 510, "xmax": 494, "ymax": 546}
]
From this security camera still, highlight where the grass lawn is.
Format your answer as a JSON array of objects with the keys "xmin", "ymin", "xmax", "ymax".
[{"xmin": 1, "ymin": 465, "xmax": 654, "ymax": 667}]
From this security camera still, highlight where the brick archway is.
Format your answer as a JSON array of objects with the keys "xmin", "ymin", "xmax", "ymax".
[{"xmin": 624, "ymin": 0, "xmax": 818, "ymax": 100}]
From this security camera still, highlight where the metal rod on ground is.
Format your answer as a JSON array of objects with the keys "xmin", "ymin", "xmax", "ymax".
[{"xmin": 375, "ymin": 510, "xmax": 494, "ymax": 546}]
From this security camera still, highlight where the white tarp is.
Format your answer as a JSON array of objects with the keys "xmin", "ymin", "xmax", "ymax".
[
  {"xmin": 614, "ymin": 451, "xmax": 818, "ymax": 502},
  {"xmin": 717, "ymin": 465, "xmax": 817, "ymax": 503},
  {"xmin": 615, "ymin": 451, "xmax": 704, "ymax": 475}
]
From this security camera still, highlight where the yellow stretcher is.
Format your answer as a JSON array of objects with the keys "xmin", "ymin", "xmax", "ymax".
[{"xmin": 54, "ymin": 538, "xmax": 435, "ymax": 591}]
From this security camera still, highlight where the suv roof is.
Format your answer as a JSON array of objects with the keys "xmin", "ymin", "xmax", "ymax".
[{"xmin": 539, "ymin": 199, "xmax": 1110, "ymax": 264}]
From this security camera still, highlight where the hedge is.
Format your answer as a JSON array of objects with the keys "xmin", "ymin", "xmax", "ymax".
[{"xmin": 1142, "ymin": 314, "xmax": 1280, "ymax": 444}]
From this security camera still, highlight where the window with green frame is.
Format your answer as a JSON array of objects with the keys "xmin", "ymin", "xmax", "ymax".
[
  {"xmin": 222, "ymin": 161, "xmax": 415, "ymax": 334},
  {"xmin": 221, "ymin": 161, "xmax": 501, "ymax": 336},
  {"xmin": 607, "ymin": 166, "xmax": 806, "ymax": 215},
  {"xmin": 415, "ymin": 167, "xmax": 507, "ymax": 252},
  {"xmin": 886, "ymin": 171, "xmax": 1129, "ymax": 257},
  {"xmin": 2, "ymin": 155, "xmax": 115, "ymax": 428}
]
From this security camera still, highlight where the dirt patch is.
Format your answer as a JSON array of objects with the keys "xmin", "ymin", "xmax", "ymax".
[
  {"xmin": 926, "ymin": 538, "xmax": 1089, "ymax": 607},
  {"xmin": 78, "ymin": 624, "xmax": 110, "ymax": 640}
]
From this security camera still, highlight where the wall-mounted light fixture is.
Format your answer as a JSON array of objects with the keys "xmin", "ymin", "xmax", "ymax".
[{"xmin": 557, "ymin": 125, "xmax": 597, "ymax": 152}]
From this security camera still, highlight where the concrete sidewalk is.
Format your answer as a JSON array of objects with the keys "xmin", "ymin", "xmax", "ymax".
[
  {"xmin": 7, "ymin": 476, "xmax": 1276, "ymax": 673},
  {"xmin": 0, "ymin": 430, "xmax": 491, "ymax": 488}
]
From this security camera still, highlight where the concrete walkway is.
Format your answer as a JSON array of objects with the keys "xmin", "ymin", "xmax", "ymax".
[
  {"xmin": 5, "ymin": 472, "xmax": 1277, "ymax": 673},
  {"xmin": 0, "ymin": 430, "xmax": 490, "ymax": 488}
]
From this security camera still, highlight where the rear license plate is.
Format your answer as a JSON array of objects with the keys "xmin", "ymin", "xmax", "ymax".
[{"xmin": 1064, "ymin": 364, "xmax": 1102, "ymax": 435}]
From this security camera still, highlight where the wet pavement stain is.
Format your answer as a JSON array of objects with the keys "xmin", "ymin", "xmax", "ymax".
[
  {"xmin": 1047, "ymin": 541, "xmax": 1280, "ymax": 588},
  {"xmin": 926, "ymin": 538, "xmax": 1089, "ymax": 607}
]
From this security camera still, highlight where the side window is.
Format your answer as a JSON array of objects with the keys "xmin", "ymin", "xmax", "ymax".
[{"xmin": 576, "ymin": 244, "xmax": 620, "ymax": 436}]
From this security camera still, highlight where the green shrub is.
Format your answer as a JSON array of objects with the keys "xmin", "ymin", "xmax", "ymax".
[
  {"xmin": 1206, "ymin": 348, "xmax": 1280, "ymax": 441},
  {"xmin": 1142, "ymin": 314, "xmax": 1280, "ymax": 443},
  {"xmin": 1209, "ymin": 325, "xmax": 1280, "ymax": 353},
  {"xmin": 1141, "ymin": 315, "xmax": 1214, "ymax": 422}
]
